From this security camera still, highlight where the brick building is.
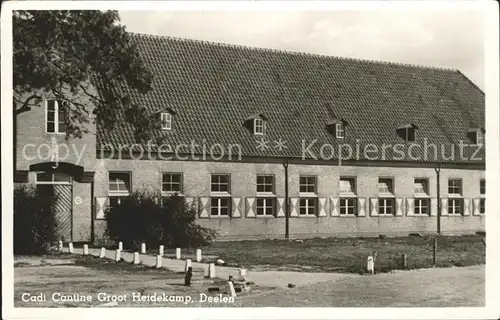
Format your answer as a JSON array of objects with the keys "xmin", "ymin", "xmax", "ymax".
[{"xmin": 14, "ymin": 33, "xmax": 485, "ymax": 243}]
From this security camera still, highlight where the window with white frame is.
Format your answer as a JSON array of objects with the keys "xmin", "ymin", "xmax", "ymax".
[
  {"xmin": 162, "ymin": 173, "xmax": 182, "ymax": 193},
  {"xmin": 403, "ymin": 127, "xmax": 415, "ymax": 142},
  {"xmin": 161, "ymin": 112, "xmax": 172, "ymax": 130},
  {"xmin": 480, "ymin": 179, "xmax": 485, "ymax": 196},
  {"xmin": 254, "ymin": 118, "xmax": 265, "ymax": 135},
  {"xmin": 448, "ymin": 179, "xmax": 462, "ymax": 195},
  {"xmin": 108, "ymin": 172, "xmax": 131, "ymax": 209},
  {"xmin": 211, "ymin": 174, "xmax": 230, "ymax": 193},
  {"xmin": 378, "ymin": 178, "xmax": 393, "ymax": 194},
  {"xmin": 257, "ymin": 198, "xmax": 275, "ymax": 216},
  {"xmin": 413, "ymin": 178, "xmax": 430, "ymax": 215},
  {"xmin": 476, "ymin": 130, "xmax": 484, "ymax": 145},
  {"xmin": 340, "ymin": 198, "xmax": 357, "ymax": 215},
  {"xmin": 378, "ymin": 198, "xmax": 395, "ymax": 215},
  {"xmin": 414, "ymin": 198, "xmax": 429, "ymax": 215},
  {"xmin": 299, "ymin": 198, "xmax": 317, "ymax": 216},
  {"xmin": 448, "ymin": 198, "xmax": 463, "ymax": 215},
  {"xmin": 299, "ymin": 176, "xmax": 316, "ymax": 194},
  {"xmin": 36, "ymin": 172, "xmax": 72, "ymax": 184},
  {"xmin": 480, "ymin": 198, "xmax": 485, "ymax": 214},
  {"xmin": 210, "ymin": 197, "xmax": 231, "ymax": 216},
  {"xmin": 335, "ymin": 123, "xmax": 345, "ymax": 139},
  {"xmin": 46, "ymin": 99, "xmax": 66, "ymax": 134},
  {"xmin": 257, "ymin": 175, "xmax": 274, "ymax": 194},
  {"xmin": 339, "ymin": 177, "xmax": 357, "ymax": 215}
]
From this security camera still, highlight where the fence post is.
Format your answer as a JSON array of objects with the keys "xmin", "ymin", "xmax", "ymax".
[
  {"xmin": 433, "ymin": 237, "xmax": 437, "ymax": 267},
  {"xmin": 401, "ymin": 253, "xmax": 407, "ymax": 270}
]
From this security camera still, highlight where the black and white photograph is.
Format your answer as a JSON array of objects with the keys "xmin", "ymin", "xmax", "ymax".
[{"xmin": 2, "ymin": 1, "xmax": 499, "ymax": 319}]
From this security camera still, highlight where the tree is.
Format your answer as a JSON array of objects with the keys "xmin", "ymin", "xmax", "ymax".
[{"xmin": 13, "ymin": 10, "xmax": 154, "ymax": 141}]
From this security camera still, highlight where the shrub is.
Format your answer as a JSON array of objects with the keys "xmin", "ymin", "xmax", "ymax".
[
  {"xmin": 14, "ymin": 185, "xmax": 57, "ymax": 255},
  {"xmin": 105, "ymin": 191, "xmax": 217, "ymax": 249}
]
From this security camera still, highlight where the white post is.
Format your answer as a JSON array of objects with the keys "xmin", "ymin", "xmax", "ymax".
[
  {"xmin": 227, "ymin": 281, "xmax": 237, "ymax": 297},
  {"xmin": 118, "ymin": 241, "xmax": 123, "ymax": 251},
  {"xmin": 196, "ymin": 249, "xmax": 202, "ymax": 262},
  {"xmin": 175, "ymin": 248, "xmax": 181, "ymax": 260},
  {"xmin": 68, "ymin": 242, "xmax": 74, "ymax": 254},
  {"xmin": 208, "ymin": 263, "xmax": 216, "ymax": 279},
  {"xmin": 58, "ymin": 240, "xmax": 63, "ymax": 252},
  {"xmin": 133, "ymin": 252, "xmax": 140, "ymax": 265},
  {"xmin": 100, "ymin": 247, "xmax": 106, "ymax": 258},
  {"xmin": 156, "ymin": 255, "xmax": 162, "ymax": 268},
  {"xmin": 83, "ymin": 244, "xmax": 89, "ymax": 255},
  {"xmin": 367, "ymin": 256, "xmax": 374, "ymax": 274},
  {"xmin": 115, "ymin": 249, "xmax": 121, "ymax": 262},
  {"xmin": 185, "ymin": 259, "xmax": 192, "ymax": 272},
  {"xmin": 159, "ymin": 245, "xmax": 164, "ymax": 256},
  {"xmin": 141, "ymin": 243, "xmax": 146, "ymax": 254},
  {"xmin": 239, "ymin": 268, "xmax": 247, "ymax": 280}
]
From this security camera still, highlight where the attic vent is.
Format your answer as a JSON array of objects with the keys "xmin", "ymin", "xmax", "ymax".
[
  {"xmin": 397, "ymin": 124, "xmax": 418, "ymax": 142},
  {"xmin": 467, "ymin": 128, "xmax": 484, "ymax": 145},
  {"xmin": 326, "ymin": 119, "xmax": 347, "ymax": 139}
]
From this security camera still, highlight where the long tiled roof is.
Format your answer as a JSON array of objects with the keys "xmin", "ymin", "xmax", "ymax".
[{"xmin": 96, "ymin": 32, "xmax": 485, "ymax": 164}]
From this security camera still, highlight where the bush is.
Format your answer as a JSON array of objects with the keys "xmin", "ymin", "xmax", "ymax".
[
  {"xmin": 14, "ymin": 185, "xmax": 57, "ymax": 255},
  {"xmin": 105, "ymin": 191, "xmax": 217, "ymax": 249}
]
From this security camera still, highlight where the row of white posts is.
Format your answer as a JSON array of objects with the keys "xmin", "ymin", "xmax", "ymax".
[{"xmin": 62, "ymin": 240, "xmax": 215, "ymax": 278}]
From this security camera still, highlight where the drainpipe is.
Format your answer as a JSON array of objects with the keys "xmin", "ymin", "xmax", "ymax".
[
  {"xmin": 283, "ymin": 160, "xmax": 289, "ymax": 240},
  {"xmin": 435, "ymin": 164, "xmax": 442, "ymax": 235}
]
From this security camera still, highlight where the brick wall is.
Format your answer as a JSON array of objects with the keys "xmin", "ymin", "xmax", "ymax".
[{"xmin": 93, "ymin": 159, "xmax": 485, "ymax": 241}]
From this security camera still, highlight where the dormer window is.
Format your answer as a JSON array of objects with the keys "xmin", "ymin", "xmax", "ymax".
[
  {"xmin": 244, "ymin": 113, "xmax": 268, "ymax": 135},
  {"xmin": 254, "ymin": 118, "xmax": 265, "ymax": 135},
  {"xmin": 326, "ymin": 118, "xmax": 347, "ymax": 139},
  {"xmin": 468, "ymin": 128, "xmax": 485, "ymax": 145},
  {"xmin": 397, "ymin": 124, "xmax": 418, "ymax": 142},
  {"xmin": 161, "ymin": 112, "xmax": 172, "ymax": 130}
]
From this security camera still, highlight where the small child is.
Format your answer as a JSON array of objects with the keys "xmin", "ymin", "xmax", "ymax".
[{"xmin": 184, "ymin": 267, "xmax": 193, "ymax": 286}]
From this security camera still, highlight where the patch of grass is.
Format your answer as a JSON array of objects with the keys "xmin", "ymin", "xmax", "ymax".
[{"xmin": 189, "ymin": 235, "xmax": 485, "ymax": 273}]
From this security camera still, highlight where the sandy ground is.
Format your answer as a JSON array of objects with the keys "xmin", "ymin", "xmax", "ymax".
[{"xmin": 14, "ymin": 251, "xmax": 484, "ymax": 307}]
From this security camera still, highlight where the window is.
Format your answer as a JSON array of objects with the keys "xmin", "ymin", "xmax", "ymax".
[
  {"xmin": 211, "ymin": 174, "xmax": 230, "ymax": 193},
  {"xmin": 299, "ymin": 176, "xmax": 316, "ymax": 193},
  {"xmin": 480, "ymin": 179, "xmax": 485, "ymax": 195},
  {"xmin": 108, "ymin": 172, "xmax": 131, "ymax": 195},
  {"xmin": 211, "ymin": 198, "xmax": 231, "ymax": 216},
  {"xmin": 378, "ymin": 198, "xmax": 394, "ymax": 215},
  {"xmin": 340, "ymin": 198, "xmax": 357, "ymax": 215},
  {"xmin": 109, "ymin": 197, "xmax": 126, "ymax": 209},
  {"xmin": 162, "ymin": 173, "xmax": 182, "ymax": 193},
  {"xmin": 257, "ymin": 198, "xmax": 275, "ymax": 216},
  {"xmin": 254, "ymin": 118, "xmax": 265, "ymax": 135},
  {"xmin": 336, "ymin": 123, "xmax": 345, "ymax": 139},
  {"xmin": 35, "ymin": 172, "xmax": 71, "ymax": 184},
  {"xmin": 413, "ymin": 178, "xmax": 428, "ymax": 195},
  {"xmin": 46, "ymin": 99, "xmax": 66, "ymax": 134},
  {"xmin": 257, "ymin": 175, "xmax": 274, "ymax": 194},
  {"xmin": 161, "ymin": 113, "xmax": 172, "ymax": 130},
  {"xmin": 404, "ymin": 127, "xmax": 415, "ymax": 142},
  {"xmin": 476, "ymin": 130, "xmax": 484, "ymax": 145},
  {"xmin": 378, "ymin": 178, "xmax": 393, "ymax": 194},
  {"xmin": 480, "ymin": 198, "xmax": 485, "ymax": 214},
  {"xmin": 299, "ymin": 198, "xmax": 317, "ymax": 216},
  {"xmin": 339, "ymin": 178, "xmax": 355, "ymax": 194},
  {"xmin": 448, "ymin": 179, "xmax": 462, "ymax": 195},
  {"xmin": 414, "ymin": 198, "xmax": 430, "ymax": 215},
  {"xmin": 448, "ymin": 198, "xmax": 463, "ymax": 215}
]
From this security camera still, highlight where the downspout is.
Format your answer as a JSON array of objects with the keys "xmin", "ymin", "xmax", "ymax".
[
  {"xmin": 283, "ymin": 160, "xmax": 289, "ymax": 240},
  {"xmin": 435, "ymin": 164, "xmax": 441, "ymax": 235}
]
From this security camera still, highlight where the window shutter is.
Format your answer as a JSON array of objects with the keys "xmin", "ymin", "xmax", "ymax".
[
  {"xmin": 472, "ymin": 198, "xmax": 481, "ymax": 216},
  {"xmin": 318, "ymin": 198, "xmax": 327, "ymax": 217},
  {"xmin": 276, "ymin": 197, "xmax": 285, "ymax": 217},
  {"xmin": 406, "ymin": 198, "xmax": 414, "ymax": 216},
  {"xmin": 395, "ymin": 198, "xmax": 404, "ymax": 216},
  {"xmin": 357, "ymin": 198, "xmax": 366, "ymax": 217},
  {"xmin": 463, "ymin": 198, "xmax": 470, "ymax": 216},
  {"xmin": 199, "ymin": 197, "xmax": 210, "ymax": 218},
  {"xmin": 184, "ymin": 197, "xmax": 196, "ymax": 209},
  {"xmin": 245, "ymin": 197, "xmax": 256, "ymax": 218},
  {"xmin": 441, "ymin": 198, "xmax": 448, "ymax": 216},
  {"xmin": 330, "ymin": 197, "xmax": 339, "ymax": 216},
  {"xmin": 289, "ymin": 198, "xmax": 299, "ymax": 217},
  {"xmin": 232, "ymin": 197, "xmax": 242, "ymax": 218},
  {"xmin": 95, "ymin": 197, "xmax": 107, "ymax": 220},
  {"xmin": 430, "ymin": 198, "xmax": 438, "ymax": 216},
  {"xmin": 370, "ymin": 198, "xmax": 378, "ymax": 217}
]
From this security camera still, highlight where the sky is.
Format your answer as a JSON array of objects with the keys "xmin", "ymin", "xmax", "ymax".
[{"xmin": 119, "ymin": 10, "xmax": 485, "ymax": 90}]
